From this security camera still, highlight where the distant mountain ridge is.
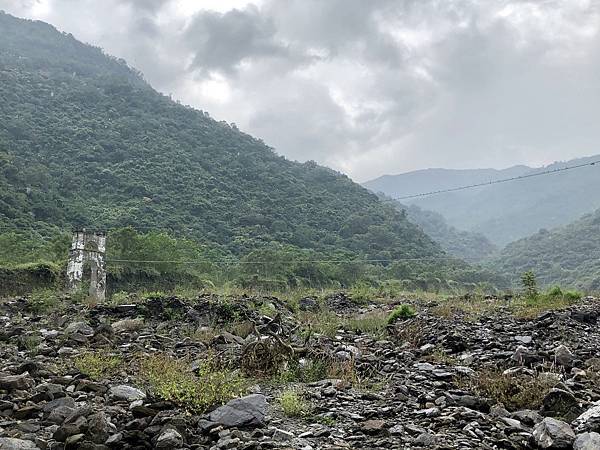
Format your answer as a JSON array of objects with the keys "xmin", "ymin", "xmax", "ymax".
[
  {"xmin": 364, "ymin": 156, "xmax": 600, "ymax": 246},
  {"xmin": 365, "ymin": 165, "xmax": 531, "ymax": 199}
]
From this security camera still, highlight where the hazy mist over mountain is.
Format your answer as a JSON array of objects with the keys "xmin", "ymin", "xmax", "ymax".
[{"xmin": 365, "ymin": 155, "xmax": 600, "ymax": 246}]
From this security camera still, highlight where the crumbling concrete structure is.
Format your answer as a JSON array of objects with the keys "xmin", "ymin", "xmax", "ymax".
[{"xmin": 66, "ymin": 229, "xmax": 107, "ymax": 302}]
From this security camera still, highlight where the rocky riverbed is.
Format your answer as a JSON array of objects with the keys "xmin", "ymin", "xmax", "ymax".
[{"xmin": 1, "ymin": 293, "xmax": 600, "ymax": 449}]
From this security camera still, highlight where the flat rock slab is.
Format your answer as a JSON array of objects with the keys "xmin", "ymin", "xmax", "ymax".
[
  {"xmin": 208, "ymin": 394, "xmax": 267, "ymax": 428},
  {"xmin": 109, "ymin": 385, "xmax": 146, "ymax": 402}
]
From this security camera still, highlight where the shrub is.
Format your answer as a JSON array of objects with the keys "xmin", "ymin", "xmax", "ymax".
[
  {"xmin": 349, "ymin": 282, "xmax": 374, "ymax": 304},
  {"xmin": 390, "ymin": 319, "xmax": 424, "ymax": 347},
  {"xmin": 387, "ymin": 304, "xmax": 416, "ymax": 324},
  {"xmin": 29, "ymin": 288, "xmax": 61, "ymax": 313},
  {"xmin": 110, "ymin": 291, "xmax": 132, "ymax": 305},
  {"xmin": 547, "ymin": 286, "xmax": 563, "ymax": 298},
  {"xmin": 75, "ymin": 352, "xmax": 123, "ymax": 381},
  {"xmin": 521, "ymin": 271, "xmax": 538, "ymax": 298},
  {"xmin": 564, "ymin": 290, "xmax": 583, "ymax": 301},
  {"xmin": 458, "ymin": 369, "xmax": 558, "ymax": 411},
  {"xmin": 19, "ymin": 334, "xmax": 42, "ymax": 352},
  {"xmin": 278, "ymin": 389, "xmax": 312, "ymax": 417},
  {"xmin": 138, "ymin": 353, "xmax": 246, "ymax": 412}
]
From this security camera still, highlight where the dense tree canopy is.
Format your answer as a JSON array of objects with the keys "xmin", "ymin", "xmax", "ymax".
[
  {"xmin": 0, "ymin": 12, "xmax": 504, "ymax": 291},
  {"xmin": 491, "ymin": 209, "xmax": 600, "ymax": 291}
]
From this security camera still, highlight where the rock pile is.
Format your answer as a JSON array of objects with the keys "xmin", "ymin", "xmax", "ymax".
[{"xmin": 1, "ymin": 294, "xmax": 600, "ymax": 449}]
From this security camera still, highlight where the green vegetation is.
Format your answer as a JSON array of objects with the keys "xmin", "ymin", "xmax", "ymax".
[
  {"xmin": 27, "ymin": 287, "xmax": 61, "ymax": 313},
  {"xmin": 521, "ymin": 271, "xmax": 538, "ymax": 298},
  {"xmin": 491, "ymin": 209, "xmax": 600, "ymax": 291},
  {"xmin": 427, "ymin": 288, "xmax": 583, "ymax": 321},
  {"xmin": 513, "ymin": 285, "xmax": 582, "ymax": 319},
  {"xmin": 278, "ymin": 389, "xmax": 313, "ymax": 417},
  {"xmin": 401, "ymin": 203, "xmax": 497, "ymax": 263},
  {"xmin": 458, "ymin": 369, "xmax": 558, "ymax": 411},
  {"xmin": 0, "ymin": 263, "xmax": 62, "ymax": 297},
  {"xmin": 75, "ymin": 352, "xmax": 123, "ymax": 381},
  {"xmin": 138, "ymin": 353, "xmax": 246, "ymax": 413},
  {"xmin": 300, "ymin": 309, "xmax": 388, "ymax": 338},
  {"xmin": 387, "ymin": 304, "xmax": 416, "ymax": 324},
  {"xmin": 0, "ymin": 12, "xmax": 505, "ymax": 295}
]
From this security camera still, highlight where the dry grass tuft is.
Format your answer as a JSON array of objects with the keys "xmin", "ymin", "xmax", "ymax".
[{"xmin": 457, "ymin": 368, "xmax": 559, "ymax": 411}]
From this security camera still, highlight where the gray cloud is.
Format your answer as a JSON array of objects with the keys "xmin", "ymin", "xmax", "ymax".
[
  {"xmin": 1, "ymin": 0, "xmax": 600, "ymax": 181},
  {"xmin": 185, "ymin": 6, "xmax": 294, "ymax": 75}
]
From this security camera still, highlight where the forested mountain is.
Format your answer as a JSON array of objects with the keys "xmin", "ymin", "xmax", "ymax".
[
  {"xmin": 491, "ymin": 209, "xmax": 600, "ymax": 291},
  {"xmin": 364, "ymin": 158, "xmax": 600, "ymax": 246},
  {"xmin": 402, "ymin": 204, "xmax": 497, "ymax": 263},
  {"xmin": 0, "ymin": 12, "xmax": 504, "ymax": 290}
]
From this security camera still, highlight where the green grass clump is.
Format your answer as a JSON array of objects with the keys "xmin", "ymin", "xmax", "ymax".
[
  {"xmin": 138, "ymin": 353, "xmax": 247, "ymax": 413},
  {"xmin": 75, "ymin": 352, "xmax": 123, "ymax": 381},
  {"xmin": 29, "ymin": 288, "xmax": 61, "ymax": 313},
  {"xmin": 514, "ymin": 286, "xmax": 582, "ymax": 319},
  {"xmin": 345, "ymin": 310, "xmax": 388, "ymax": 337},
  {"xmin": 387, "ymin": 304, "xmax": 416, "ymax": 324},
  {"xmin": 278, "ymin": 389, "xmax": 312, "ymax": 417},
  {"xmin": 300, "ymin": 309, "xmax": 389, "ymax": 338}
]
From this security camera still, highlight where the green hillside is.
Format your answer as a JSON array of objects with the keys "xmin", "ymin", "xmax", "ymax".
[
  {"xmin": 0, "ymin": 12, "xmax": 504, "ymax": 291},
  {"xmin": 491, "ymin": 209, "xmax": 600, "ymax": 291},
  {"xmin": 403, "ymin": 204, "xmax": 497, "ymax": 263}
]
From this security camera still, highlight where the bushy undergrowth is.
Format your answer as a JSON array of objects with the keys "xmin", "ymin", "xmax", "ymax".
[
  {"xmin": 28, "ymin": 288, "xmax": 62, "ymax": 314},
  {"xmin": 75, "ymin": 352, "xmax": 123, "ymax": 381},
  {"xmin": 458, "ymin": 369, "xmax": 559, "ymax": 411},
  {"xmin": 278, "ymin": 389, "xmax": 313, "ymax": 417},
  {"xmin": 138, "ymin": 353, "xmax": 246, "ymax": 413},
  {"xmin": 387, "ymin": 304, "xmax": 416, "ymax": 324}
]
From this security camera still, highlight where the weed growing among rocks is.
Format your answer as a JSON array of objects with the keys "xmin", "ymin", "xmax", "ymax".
[
  {"xmin": 75, "ymin": 351, "xmax": 123, "ymax": 381},
  {"xmin": 387, "ymin": 304, "xmax": 416, "ymax": 324},
  {"xmin": 138, "ymin": 353, "xmax": 247, "ymax": 413},
  {"xmin": 278, "ymin": 388, "xmax": 313, "ymax": 417},
  {"xmin": 458, "ymin": 368, "xmax": 559, "ymax": 411}
]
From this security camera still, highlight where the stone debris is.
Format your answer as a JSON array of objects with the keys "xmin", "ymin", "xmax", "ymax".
[{"xmin": 0, "ymin": 293, "xmax": 599, "ymax": 449}]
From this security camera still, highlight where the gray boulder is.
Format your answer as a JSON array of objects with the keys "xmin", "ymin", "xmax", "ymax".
[
  {"xmin": 109, "ymin": 385, "xmax": 146, "ymax": 402},
  {"xmin": 574, "ymin": 432, "xmax": 600, "ymax": 450},
  {"xmin": 555, "ymin": 345, "xmax": 574, "ymax": 367},
  {"xmin": 0, "ymin": 438, "xmax": 40, "ymax": 450},
  {"xmin": 0, "ymin": 373, "xmax": 34, "ymax": 391},
  {"xmin": 208, "ymin": 394, "xmax": 267, "ymax": 428},
  {"xmin": 533, "ymin": 417, "xmax": 576, "ymax": 449},
  {"xmin": 541, "ymin": 388, "xmax": 583, "ymax": 422},
  {"xmin": 65, "ymin": 321, "xmax": 94, "ymax": 336},
  {"xmin": 574, "ymin": 402, "xmax": 600, "ymax": 432},
  {"xmin": 156, "ymin": 428, "xmax": 183, "ymax": 448}
]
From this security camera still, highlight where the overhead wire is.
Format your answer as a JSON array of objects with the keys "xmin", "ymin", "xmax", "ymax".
[{"xmin": 387, "ymin": 159, "xmax": 599, "ymax": 201}]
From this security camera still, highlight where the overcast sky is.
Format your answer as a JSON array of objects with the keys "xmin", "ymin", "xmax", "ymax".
[{"xmin": 2, "ymin": 0, "xmax": 600, "ymax": 182}]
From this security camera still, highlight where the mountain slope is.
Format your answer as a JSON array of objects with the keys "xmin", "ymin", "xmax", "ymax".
[
  {"xmin": 403, "ymin": 204, "xmax": 497, "ymax": 263},
  {"xmin": 0, "ymin": 12, "xmax": 503, "ymax": 289},
  {"xmin": 364, "ymin": 159, "xmax": 600, "ymax": 246},
  {"xmin": 491, "ymin": 209, "xmax": 600, "ymax": 291}
]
